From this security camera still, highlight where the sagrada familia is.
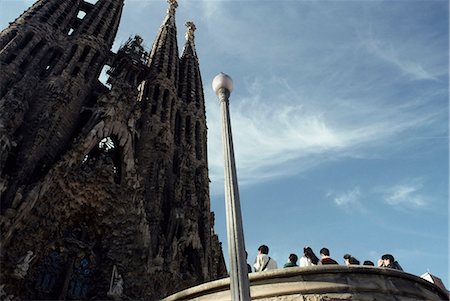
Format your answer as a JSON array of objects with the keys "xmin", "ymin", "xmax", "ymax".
[{"xmin": 0, "ymin": 0, "xmax": 228, "ymax": 299}]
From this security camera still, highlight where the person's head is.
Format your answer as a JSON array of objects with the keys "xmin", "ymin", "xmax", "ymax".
[
  {"xmin": 288, "ymin": 253, "xmax": 298, "ymax": 264},
  {"xmin": 381, "ymin": 254, "xmax": 395, "ymax": 266},
  {"xmin": 304, "ymin": 247, "xmax": 313, "ymax": 256},
  {"xmin": 343, "ymin": 254, "xmax": 352, "ymax": 265},
  {"xmin": 320, "ymin": 248, "xmax": 330, "ymax": 257},
  {"xmin": 258, "ymin": 245, "xmax": 269, "ymax": 255},
  {"xmin": 304, "ymin": 247, "xmax": 319, "ymax": 264},
  {"xmin": 363, "ymin": 260, "xmax": 375, "ymax": 266}
]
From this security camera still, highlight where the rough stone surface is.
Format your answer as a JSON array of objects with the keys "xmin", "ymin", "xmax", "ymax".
[{"xmin": 0, "ymin": 0, "xmax": 227, "ymax": 300}]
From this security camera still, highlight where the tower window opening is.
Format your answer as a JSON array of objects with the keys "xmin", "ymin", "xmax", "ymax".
[
  {"xmin": 151, "ymin": 85, "xmax": 160, "ymax": 115},
  {"xmin": 166, "ymin": 37, "xmax": 174, "ymax": 79},
  {"xmin": 65, "ymin": 44, "xmax": 78, "ymax": 64},
  {"xmin": 71, "ymin": 66, "xmax": 80, "ymax": 77},
  {"xmin": 77, "ymin": 10, "xmax": 86, "ymax": 19},
  {"xmin": 40, "ymin": 48, "xmax": 63, "ymax": 78},
  {"xmin": 195, "ymin": 121, "xmax": 202, "ymax": 160},
  {"xmin": 170, "ymin": 98, "xmax": 175, "ymax": 126},
  {"xmin": 18, "ymin": 32, "xmax": 34, "ymax": 50},
  {"xmin": 5, "ymin": 54, "xmax": 17, "ymax": 64},
  {"xmin": 78, "ymin": 46, "xmax": 91, "ymax": 62},
  {"xmin": 30, "ymin": 40, "xmax": 45, "ymax": 56},
  {"xmin": 161, "ymin": 90, "xmax": 169, "ymax": 123},
  {"xmin": 85, "ymin": 51, "xmax": 100, "ymax": 80},
  {"xmin": 185, "ymin": 116, "xmax": 192, "ymax": 144},
  {"xmin": 19, "ymin": 59, "xmax": 30, "ymax": 71},
  {"xmin": 174, "ymin": 111, "xmax": 181, "ymax": 145}
]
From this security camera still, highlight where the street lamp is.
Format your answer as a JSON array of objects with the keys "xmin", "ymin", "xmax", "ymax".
[{"xmin": 212, "ymin": 72, "xmax": 251, "ymax": 301}]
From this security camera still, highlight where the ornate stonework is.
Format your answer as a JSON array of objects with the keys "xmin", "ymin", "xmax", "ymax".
[{"xmin": 0, "ymin": 0, "xmax": 227, "ymax": 300}]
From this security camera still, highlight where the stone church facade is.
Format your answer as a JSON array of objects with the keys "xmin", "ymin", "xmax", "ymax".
[{"xmin": 0, "ymin": 0, "xmax": 227, "ymax": 299}]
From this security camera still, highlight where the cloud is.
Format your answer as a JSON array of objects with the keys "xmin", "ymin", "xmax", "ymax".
[
  {"xmin": 327, "ymin": 187, "xmax": 366, "ymax": 214},
  {"xmin": 383, "ymin": 179, "xmax": 429, "ymax": 209},
  {"xmin": 206, "ymin": 71, "xmax": 442, "ymax": 194},
  {"xmin": 330, "ymin": 187, "xmax": 362, "ymax": 207},
  {"xmin": 361, "ymin": 36, "xmax": 438, "ymax": 81}
]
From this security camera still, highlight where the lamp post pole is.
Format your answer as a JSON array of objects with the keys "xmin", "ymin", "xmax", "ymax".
[{"xmin": 213, "ymin": 73, "xmax": 251, "ymax": 301}]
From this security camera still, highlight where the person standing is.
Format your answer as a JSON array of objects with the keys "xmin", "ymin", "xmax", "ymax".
[
  {"xmin": 299, "ymin": 247, "xmax": 319, "ymax": 267},
  {"xmin": 319, "ymin": 248, "xmax": 338, "ymax": 265},
  {"xmin": 254, "ymin": 245, "xmax": 278, "ymax": 272},
  {"xmin": 378, "ymin": 254, "xmax": 403, "ymax": 271},
  {"xmin": 343, "ymin": 254, "xmax": 360, "ymax": 265},
  {"xmin": 283, "ymin": 254, "xmax": 299, "ymax": 268}
]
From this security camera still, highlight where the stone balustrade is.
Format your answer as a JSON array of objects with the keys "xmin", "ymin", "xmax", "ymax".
[{"xmin": 163, "ymin": 265, "xmax": 449, "ymax": 301}]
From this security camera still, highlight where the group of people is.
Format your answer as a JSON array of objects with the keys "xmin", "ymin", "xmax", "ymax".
[{"xmin": 251, "ymin": 245, "xmax": 403, "ymax": 273}]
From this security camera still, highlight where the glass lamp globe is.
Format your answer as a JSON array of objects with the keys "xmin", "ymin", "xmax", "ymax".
[{"xmin": 212, "ymin": 72, "xmax": 233, "ymax": 95}]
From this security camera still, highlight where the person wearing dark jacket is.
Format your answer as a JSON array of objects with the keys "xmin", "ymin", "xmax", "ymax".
[
  {"xmin": 319, "ymin": 248, "xmax": 338, "ymax": 265},
  {"xmin": 378, "ymin": 254, "xmax": 403, "ymax": 271}
]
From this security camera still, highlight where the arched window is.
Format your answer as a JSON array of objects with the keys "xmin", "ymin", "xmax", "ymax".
[
  {"xmin": 151, "ymin": 85, "xmax": 160, "ymax": 115},
  {"xmin": 174, "ymin": 111, "xmax": 181, "ymax": 145},
  {"xmin": 185, "ymin": 116, "xmax": 191, "ymax": 145},
  {"xmin": 160, "ymin": 90, "xmax": 169, "ymax": 123},
  {"xmin": 195, "ymin": 121, "xmax": 202, "ymax": 160}
]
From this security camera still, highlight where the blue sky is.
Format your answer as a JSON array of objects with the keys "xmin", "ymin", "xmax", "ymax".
[{"xmin": 1, "ymin": 0, "xmax": 449, "ymax": 288}]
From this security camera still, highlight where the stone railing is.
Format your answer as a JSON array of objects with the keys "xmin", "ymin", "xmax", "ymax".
[{"xmin": 162, "ymin": 265, "xmax": 449, "ymax": 301}]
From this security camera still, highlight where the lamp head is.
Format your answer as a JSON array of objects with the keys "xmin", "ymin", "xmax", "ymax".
[{"xmin": 212, "ymin": 72, "xmax": 233, "ymax": 95}]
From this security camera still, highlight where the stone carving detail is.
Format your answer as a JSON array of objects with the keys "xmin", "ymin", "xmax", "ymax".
[
  {"xmin": 185, "ymin": 21, "xmax": 196, "ymax": 43},
  {"xmin": 107, "ymin": 265, "xmax": 123, "ymax": 299},
  {"xmin": 13, "ymin": 250, "xmax": 35, "ymax": 279},
  {"xmin": 0, "ymin": 284, "xmax": 14, "ymax": 301},
  {"xmin": 167, "ymin": 0, "xmax": 178, "ymax": 16}
]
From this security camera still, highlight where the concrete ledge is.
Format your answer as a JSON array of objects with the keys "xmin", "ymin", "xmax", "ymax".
[{"xmin": 162, "ymin": 266, "xmax": 449, "ymax": 301}]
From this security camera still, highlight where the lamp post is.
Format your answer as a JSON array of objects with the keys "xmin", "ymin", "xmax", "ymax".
[{"xmin": 212, "ymin": 73, "xmax": 251, "ymax": 301}]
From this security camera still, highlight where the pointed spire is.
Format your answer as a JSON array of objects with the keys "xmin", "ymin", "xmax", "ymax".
[
  {"xmin": 179, "ymin": 21, "xmax": 204, "ymax": 107},
  {"xmin": 145, "ymin": 0, "xmax": 179, "ymax": 79},
  {"xmin": 164, "ymin": 0, "xmax": 178, "ymax": 26},
  {"xmin": 182, "ymin": 21, "xmax": 197, "ymax": 58}
]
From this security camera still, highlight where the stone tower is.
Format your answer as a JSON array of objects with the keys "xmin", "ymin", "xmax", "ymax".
[{"xmin": 0, "ymin": 0, "xmax": 227, "ymax": 300}]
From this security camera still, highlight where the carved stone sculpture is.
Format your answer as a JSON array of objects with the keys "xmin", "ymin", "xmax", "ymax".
[
  {"xmin": 13, "ymin": 250, "xmax": 35, "ymax": 279},
  {"xmin": 107, "ymin": 265, "xmax": 123, "ymax": 299}
]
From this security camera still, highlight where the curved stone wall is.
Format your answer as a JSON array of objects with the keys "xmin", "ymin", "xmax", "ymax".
[{"xmin": 162, "ymin": 265, "xmax": 449, "ymax": 301}]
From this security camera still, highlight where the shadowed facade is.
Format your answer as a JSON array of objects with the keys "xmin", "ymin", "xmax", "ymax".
[{"xmin": 0, "ymin": 0, "xmax": 227, "ymax": 299}]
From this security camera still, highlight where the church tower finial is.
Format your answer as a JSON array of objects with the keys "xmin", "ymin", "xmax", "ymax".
[
  {"xmin": 183, "ymin": 21, "xmax": 197, "ymax": 56},
  {"xmin": 167, "ymin": 0, "xmax": 178, "ymax": 17},
  {"xmin": 185, "ymin": 21, "xmax": 196, "ymax": 43}
]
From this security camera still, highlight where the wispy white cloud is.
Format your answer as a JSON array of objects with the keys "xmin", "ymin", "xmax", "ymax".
[
  {"xmin": 362, "ymin": 37, "xmax": 438, "ymax": 81},
  {"xmin": 328, "ymin": 187, "xmax": 362, "ymax": 207},
  {"xmin": 206, "ymin": 71, "xmax": 441, "ymax": 194},
  {"xmin": 382, "ymin": 178, "xmax": 429, "ymax": 209}
]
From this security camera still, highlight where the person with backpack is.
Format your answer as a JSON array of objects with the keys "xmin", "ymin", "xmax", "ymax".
[{"xmin": 254, "ymin": 245, "xmax": 278, "ymax": 272}]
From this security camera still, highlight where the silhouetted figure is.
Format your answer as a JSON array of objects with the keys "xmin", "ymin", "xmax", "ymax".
[
  {"xmin": 300, "ymin": 247, "xmax": 319, "ymax": 267},
  {"xmin": 343, "ymin": 254, "xmax": 360, "ymax": 265},
  {"xmin": 378, "ymin": 254, "xmax": 403, "ymax": 271},
  {"xmin": 283, "ymin": 254, "xmax": 299, "ymax": 268},
  {"xmin": 363, "ymin": 260, "xmax": 375, "ymax": 266},
  {"xmin": 254, "ymin": 245, "xmax": 278, "ymax": 272},
  {"xmin": 319, "ymin": 248, "xmax": 338, "ymax": 265}
]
